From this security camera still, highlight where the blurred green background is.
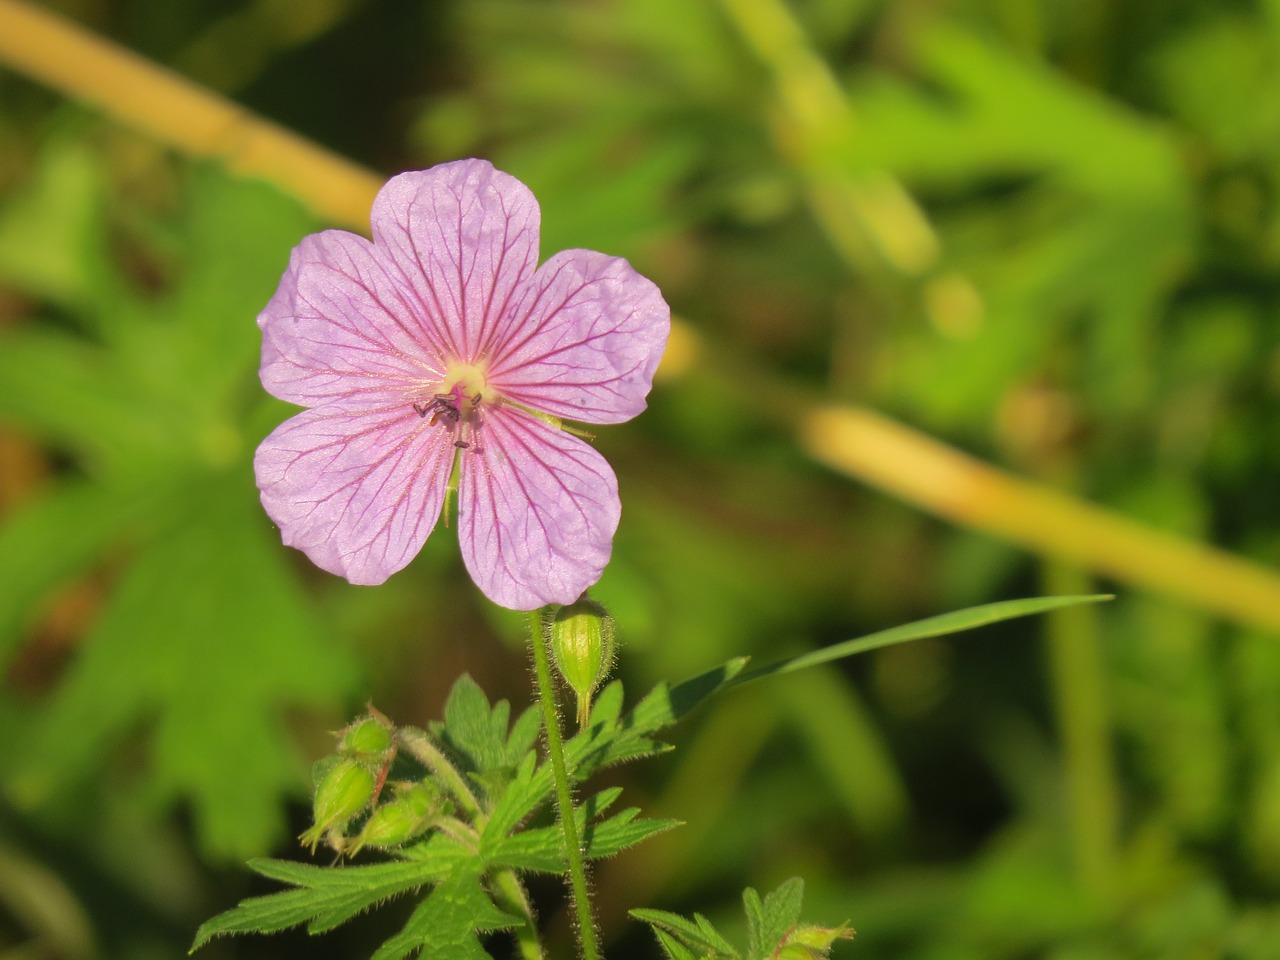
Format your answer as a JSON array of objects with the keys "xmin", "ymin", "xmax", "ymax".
[{"xmin": 3, "ymin": 0, "xmax": 1280, "ymax": 957}]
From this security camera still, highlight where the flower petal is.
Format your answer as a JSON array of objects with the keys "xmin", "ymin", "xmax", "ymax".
[
  {"xmin": 259, "ymin": 230, "xmax": 449, "ymax": 410},
  {"xmin": 457, "ymin": 407, "xmax": 620, "ymax": 610},
  {"xmin": 255, "ymin": 405, "xmax": 455, "ymax": 585},
  {"xmin": 485, "ymin": 250, "xmax": 670, "ymax": 424},
  {"xmin": 370, "ymin": 160, "xmax": 540, "ymax": 366}
]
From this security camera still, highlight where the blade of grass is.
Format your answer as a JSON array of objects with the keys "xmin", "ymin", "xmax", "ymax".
[{"xmin": 731, "ymin": 595, "xmax": 1113, "ymax": 686}]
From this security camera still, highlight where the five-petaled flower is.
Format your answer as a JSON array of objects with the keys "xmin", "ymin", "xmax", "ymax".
[{"xmin": 253, "ymin": 159, "xmax": 670, "ymax": 610}]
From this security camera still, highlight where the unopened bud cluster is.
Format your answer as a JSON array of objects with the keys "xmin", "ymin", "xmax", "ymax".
[
  {"xmin": 548, "ymin": 597, "xmax": 616, "ymax": 727},
  {"xmin": 300, "ymin": 708, "xmax": 449, "ymax": 855}
]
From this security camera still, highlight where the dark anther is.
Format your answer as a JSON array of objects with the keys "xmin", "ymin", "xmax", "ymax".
[{"xmin": 413, "ymin": 395, "xmax": 461, "ymax": 427}]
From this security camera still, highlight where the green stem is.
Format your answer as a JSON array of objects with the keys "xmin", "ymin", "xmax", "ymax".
[
  {"xmin": 492, "ymin": 868, "xmax": 545, "ymax": 960},
  {"xmin": 1043, "ymin": 561, "xmax": 1119, "ymax": 904},
  {"xmin": 396, "ymin": 726, "xmax": 485, "ymax": 824},
  {"xmin": 529, "ymin": 608, "xmax": 601, "ymax": 960}
]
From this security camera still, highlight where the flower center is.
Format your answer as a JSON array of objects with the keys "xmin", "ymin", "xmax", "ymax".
[
  {"xmin": 441, "ymin": 363, "xmax": 489, "ymax": 403},
  {"xmin": 412, "ymin": 363, "xmax": 490, "ymax": 449}
]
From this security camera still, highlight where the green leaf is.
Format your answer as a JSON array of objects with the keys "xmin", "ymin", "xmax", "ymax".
[
  {"xmin": 583, "ymin": 808, "xmax": 681, "ymax": 861},
  {"xmin": 0, "ymin": 126, "xmax": 106, "ymax": 309},
  {"xmin": 745, "ymin": 878, "xmax": 804, "ymax": 960},
  {"xmin": 13, "ymin": 475, "xmax": 355, "ymax": 861},
  {"xmin": 369, "ymin": 870, "xmax": 516, "ymax": 960},
  {"xmin": 0, "ymin": 480, "xmax": 150, "ymax": 664},
  {"xmin": 635, "ymin": 877, "xmax": 850, "ymax": 960},
  {"xmin": 487, "ymin": 805, "xmax": 679, "ymax": 872},
  {"xmin": 628, "ymin": 658, "xmax": 752, "ymax": 733},
  {"xmin": 630, "ymin": 908, "xmax": 738, "ymax": 959},
  {"xmin": 651, "ymin": 927, "xmax": 702, "ymax": 960},
  {"xmin": 434, "ymin": 674, "xmax": 539, "ymax": 776},
  {"xmin": 484, "ymin": 785, "xmax": 671, "ymax": 871},
  {"xmin": 0, "ymin": 328, "xmax": 163, "ymax": 471},
  {"xmin": 191, "ymin": 851, "xmax": 469, "ymax": 950},
  {"xmin": 163, "ymin": 168, "xmax": 314, "ymax": 408},
  {"xmin": 480, "ymin": 751, "xmax": 541, "ymax": 844},
  {"xmin": 481, "ymin": 685, "xmax": 675, "ymax": 845}
]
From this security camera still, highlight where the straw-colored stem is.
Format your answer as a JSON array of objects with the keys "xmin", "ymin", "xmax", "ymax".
[
  {"xmin": 0, "ymin": 0, "xmax": 380, "ymax": 226},
  {"xmin": 798, "ymin": 405, "xmax": 1280, "ymax": 633}
]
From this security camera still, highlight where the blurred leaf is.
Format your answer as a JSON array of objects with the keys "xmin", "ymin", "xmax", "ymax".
[
  {"xmin": 161, "ymin": 167, "xmax": 315, "ymax": 407},
  {"xmin": 12, "ymin": 475, "xmax": 355, "ymax": 860},
  {"xmin": 0, "ymin": 328, "xmax": 166, "ymax": 473},
  {"xmin": 0, "ymin": 126, "xmax": 106, "ymax": 309},
  {"xmin": 849, "ymin": 23, "xmax": 1194, "ymax": 425},
  {"xmin": 0, "ymin": 132, "xmax": 346, "ymax": 862},
  {"xmin": 1151, "ymin": 14, "xmax": 1280, "ymax": 160},
  {"xmin": 772, "ymin": 666, "xmax": 908, "ymax": 837},
  {"xmin": 0, "ymin": 480, "xmax": 149, "ymax": 661}
]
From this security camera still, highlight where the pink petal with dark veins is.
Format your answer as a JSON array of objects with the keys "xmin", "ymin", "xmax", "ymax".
[
  {"xmin": 487, "ymin": 249, "xmax": 670, "ymax": 425},
  {"xmin": 259, "ymin": 230, "xmax": 450, "ymax": 409},
  {"xmin": 255, "ymin": 405, "xmax": 455, "ymax": 585},
  {"xmin": 456, "ymin": 405, "xmax": 620, "ymax": 610},
  {"xmin": 370, "ymin": 160, "xmax": 540, "ymax": 366}
]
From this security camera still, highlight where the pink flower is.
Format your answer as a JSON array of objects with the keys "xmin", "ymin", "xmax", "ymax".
[{"xmin": 253, "ymin": 160, "xmax": 669, "ymax": 610}]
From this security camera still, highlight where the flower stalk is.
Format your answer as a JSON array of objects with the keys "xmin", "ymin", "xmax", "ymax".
[
  {"xmin": 529, "ymin": 608, "xmax": 601, "ymax": 960},
  {"xmin": 395, "ymin": 726, "xmax": 484, "ymax": 822}
]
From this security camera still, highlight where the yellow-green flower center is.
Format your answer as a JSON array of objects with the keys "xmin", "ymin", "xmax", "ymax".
[{"xmin": 441, "ymin": 363, "xmax": 489, "ymax": 403}]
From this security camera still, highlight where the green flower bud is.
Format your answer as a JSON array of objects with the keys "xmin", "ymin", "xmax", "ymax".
[
  {"xmin": 351, "ymin": 780, "xmax": 446, "ymax": 852},
  {"xmin": 549, "ymin": 598, "xmax": 616, "ymax": 727},
  {"xmin": 775, "ymin": 923, "xmax": 855, "ymax": 958},
  {"xmin": 300, "ymin": 757, "xmax": 377, "ymax": 852},
  {"xmin": 339, "ymin": 711, "xmax": 395, "ymax": 763}
]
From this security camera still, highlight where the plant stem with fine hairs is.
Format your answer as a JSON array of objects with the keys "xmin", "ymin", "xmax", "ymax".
[{"xmin": 529, "ymin": 608, "xmax": 601, "ymax": 960}]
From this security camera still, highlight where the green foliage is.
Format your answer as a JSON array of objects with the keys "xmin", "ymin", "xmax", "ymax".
[
  {"xmin": 193, "ymin": 674, "xmax": 685, "ymax": 955},
  {"xmin": 194, "ymin": 597, "xmax": 1104, "ymax": 955},
  {"xmin": 0, "ymin": 131, "xmax": 355, "ymax": 860},
  {"xmin": 634, "ymin": 877, "xmax": 852, "ymax": 960},
  {"xmin": 6, "ymin": 0, "xmax": 1280, "ymax": 957}
]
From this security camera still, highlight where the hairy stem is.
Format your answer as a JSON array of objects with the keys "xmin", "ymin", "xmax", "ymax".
[
  {"xmin": 529, "ymin": 608, "xmax": 601, "ymax": 960},
  {"xmin": 396, "ymin": 726, "xmax": 485, "ymax": 824}
]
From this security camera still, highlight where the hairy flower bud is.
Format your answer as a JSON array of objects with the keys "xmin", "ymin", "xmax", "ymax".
[
  {"xmin": 339, "ymin": 712, "xmax": 395, "ymax": 763},
  {"xmin": 775, "ymin": 923, "xmax": 855, "ymax": 958},
  {"xmin": 549, "ymin": 597, "xmax": 616, "ymax": 727},
  {"xmin": 300, "ymin": 757, "xmax": 377, "ymax": 852},
  {"xmin": 351, "ymin": 780, "xmax": 447, "ymax": 852}
]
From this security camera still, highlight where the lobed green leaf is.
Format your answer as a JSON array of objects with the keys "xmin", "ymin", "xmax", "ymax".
[
  {"xmin": 744, "ymin": 878, "xmax": 804, "ymax": 960},
  {"xmin": 191, "ymin": 854, "xmax": 468, "ymax": 950}
]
